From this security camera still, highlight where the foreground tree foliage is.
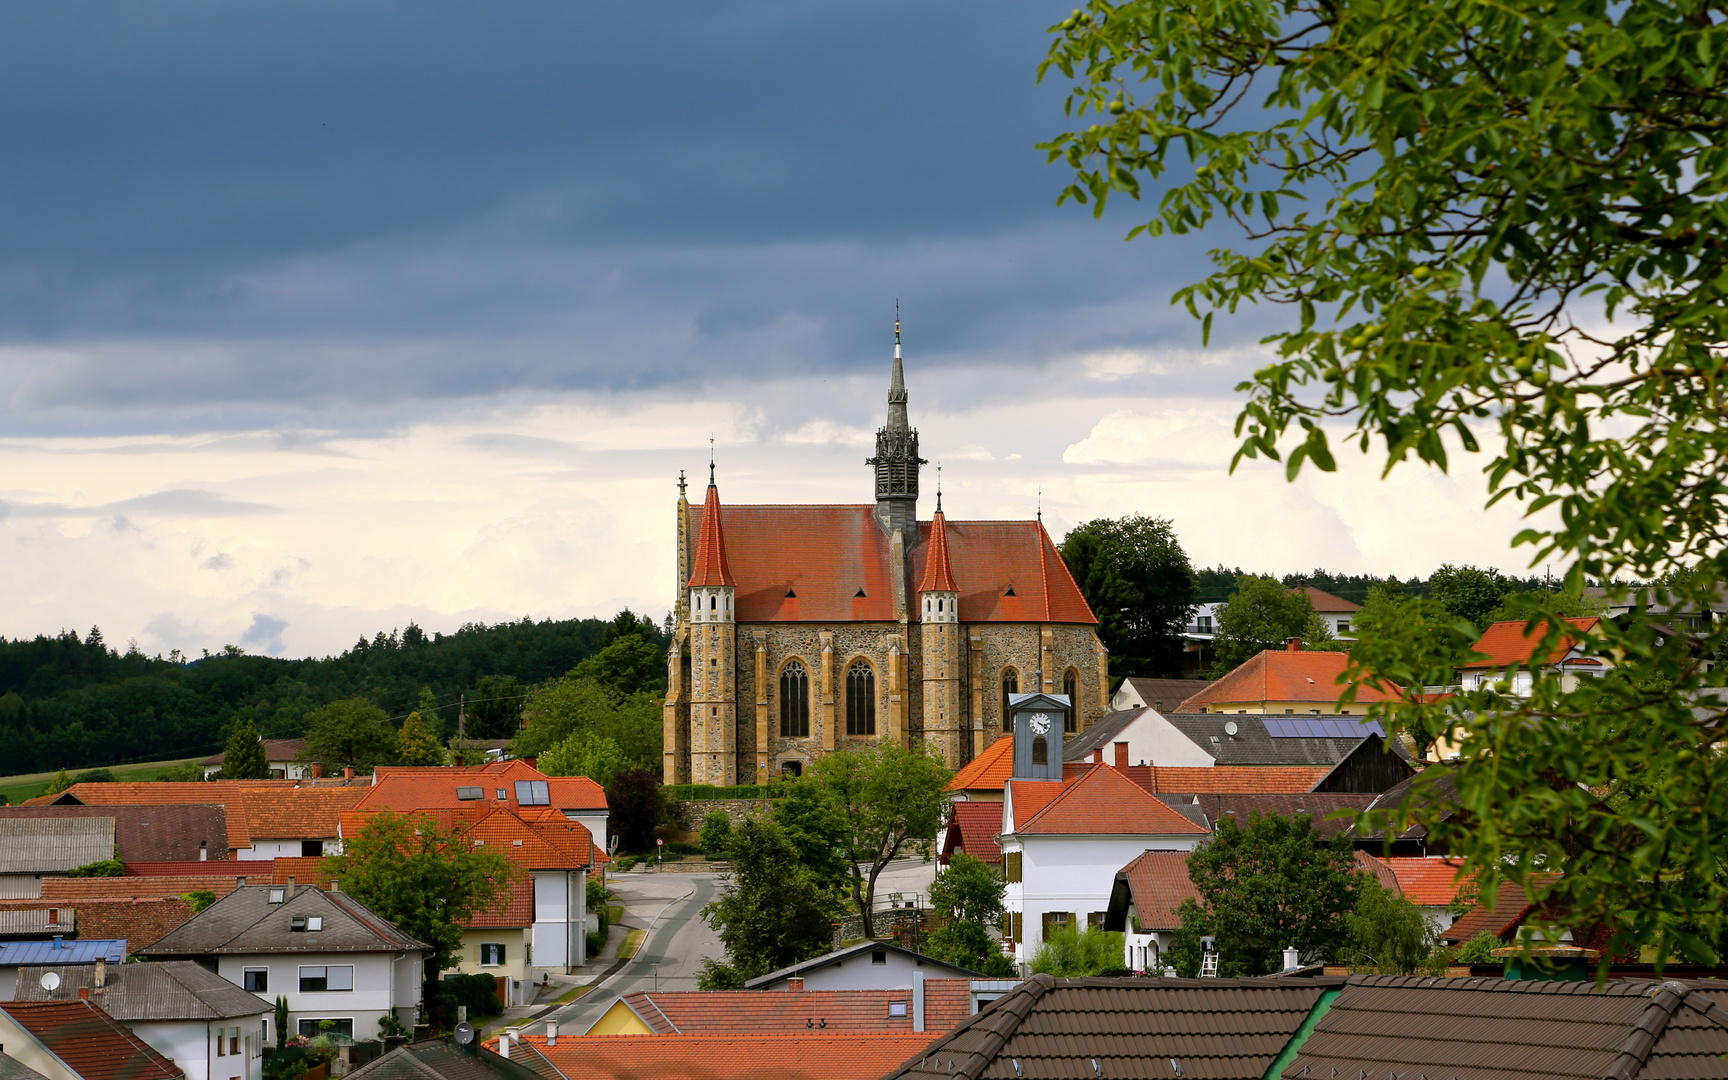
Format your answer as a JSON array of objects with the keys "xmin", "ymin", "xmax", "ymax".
[
  {"xmin": 1059, "ymin": 514, "xmax": 1199, "ymax": 678},
  {"xmin": 323, "ymin": 810, "xmax": 520, "ymax": 975},
  {"xmin": 699, "ymin": 818, "xmax": 839, "ymax": 989},
  {"xmin": 1211, "ymin": 574, "xmax": 1331, "ymax": 672},
  {"xmin": 1043, "ymin": 0, "xmax": 1728, "ymax": 966},
  {"xmin": 1170, "ymin": 812, "xmax": 1360, "ymax": 975}
]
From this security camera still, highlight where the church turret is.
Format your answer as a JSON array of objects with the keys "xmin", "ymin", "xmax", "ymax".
[
  {"xmin": 919, "ymin": 491, "xmax": 966, "ymax": 766},
  {"xmin": 868, "ymin": 310, "xmax": 925, "ymax": 538},
  {"xmin": 686, "ymin": 468, "xmax": 738, "ymax": 784}
]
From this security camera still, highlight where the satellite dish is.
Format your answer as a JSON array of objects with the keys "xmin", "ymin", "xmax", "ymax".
[
  {"xmin": 39, "ymin": 972, "xmax": 60, "ymax": 992},
  {"xmin": 1224, "ymin": 721, "xmax": 1239, "ymax": 736},
  {"xmin": 453, "ymin": 1021, "xmax": 475, "ymax": 1045}
]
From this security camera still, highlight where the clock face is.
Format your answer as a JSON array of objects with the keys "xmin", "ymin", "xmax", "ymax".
[{"xmin": 1030, "ymin": 713, "xmax": 1051, "ymax": 735}]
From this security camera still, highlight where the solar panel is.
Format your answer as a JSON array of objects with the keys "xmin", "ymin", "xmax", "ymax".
[{"xmin": 1262, "ymin": 717, "xmax": 1383, "ymax": 738}]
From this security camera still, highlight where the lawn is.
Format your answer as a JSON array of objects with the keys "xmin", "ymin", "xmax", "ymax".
[{"xmin": 0, "ymin": 756, "xmax": 205, "ymax": 806}]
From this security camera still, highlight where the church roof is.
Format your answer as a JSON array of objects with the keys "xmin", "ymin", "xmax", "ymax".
[
  {"xmin": 687, "ymin": 481, "xmax": 737, "ymax": 588},
  {"xmin": 917, "ymin": 510, "xmax": 959, "ymax": 593},
  {"xmin": 687, "ymin": 504, "xmax": 1095, "ymax": 624}
]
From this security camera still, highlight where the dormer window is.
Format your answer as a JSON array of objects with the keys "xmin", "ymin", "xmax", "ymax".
[
  {"xmin": 268, "ymin": 889, "xmax": 286, "ymax": 904},
  {"xmin": 496, "ymin": 789, "xmax": 507, "ymax": 800},
  {"xmin": 1004, "ymin": 585, "xmax": 1016, "ymax": 597},
  {"xmin": 855, "ymin": 588, "xmax": 867, "ymax": 598}
]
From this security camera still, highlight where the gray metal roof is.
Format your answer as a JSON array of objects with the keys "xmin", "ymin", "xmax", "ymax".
[
  {"xmin": 743, "ymin": 940, "xmax": 984, "ymax": 989},
  {"xmin": 13, "ymin": 960, "xmax": 267, "ymax": 1021},
  {"xmin": 1161, "ymin": 712, "xmax": 1370, "ymax": 765},
  {"xmin": 0, "ymin": 805, "xmax": 228, "ymax": 864},
  {"xmin": 345, "ymin": 1040, "xmax": 549, "ymax": 1080},
  {"xmin": 0, "ymin": 819, "xmax": 113, "ymax": 874},
  {"xmin": 0, "ymin": 910, "xmax": 74, "ymax": 936},
  {"xmin": 142, "ymin": 885, "xmax": 426, "ymax": 956},
  {"xmin": 0, "ymin": 939, "xmax": 125, "ymax": 966},
  {"xmin": 0, "ymin": 1054, "xmax": 52, "ymax": 1080},
  {"xmin": 1061, "ymin": 708, "xmax": 1147, "ymax": 762}
]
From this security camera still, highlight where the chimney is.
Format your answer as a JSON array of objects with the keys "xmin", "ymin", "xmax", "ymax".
[
  {"xmin": 287, "ymin": 876, "xmax": 296, "ymax": 895},
  {"xmin": 94, "ymin": 957, "xmax": 106, "ymax": 988},
  {"xmin": 786, "ymin": 977, "xmax": 803, "ymax": 992},
  {"xmin": 498, "ymin": 1034, "xmax": 510, "ymax": 1060},
  {"xmin": 343, "ymin": 765, "xmax": 355, "ymax": 781},
  {"xmin": 545, "ymin": 1021, "xmax": 558, "ymax": 1047},
  {"xmin": 52, "ymin": 935, "xmax": 63, "ymax": 949},
  {"xmin": 78, "ymin": 987, "xmax": 89, "ymax": 1000},
  {"xmin": 1286, "ymin": 638, "xmax": 1301, "ymax": 652},
  {"xmin": 1282, "ymin": 945, "xmax": 1300, "ymax": 972},
  {"xmin": 312, "ymin": 763, "xmax": 324, "ymax": 778},
  {"xmin": 1092, "ymin": 748, "xmax": 1103, "ymax": 764},
  {"xmin": 1114, "ymin": 742, "xmax": 1129, "ymax": 769}
]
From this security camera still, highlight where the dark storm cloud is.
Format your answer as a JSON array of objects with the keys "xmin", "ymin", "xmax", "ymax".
[{"xmin": 0, "ymin": 1, "xmax": 1252, "ymax": 433}]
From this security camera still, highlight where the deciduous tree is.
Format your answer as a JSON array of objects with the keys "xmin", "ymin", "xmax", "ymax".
[
  {"xmin": 1041, "ymin": 0, "xmax": 1728, "ymax": 965},
  {"xmin": 1211, "ymin": 576, "xmax": 1331, "ymax": 673},
  {"xmin": 605, "ymin": 767, "xmax": 664, "ymax": 854},
  {"xmin": 301, "ymin": 699, "xmax": 398, "ymax": 775},
  {"xmin": 1345, "ymin": 879, "xmax": 1444, "ymax": 975},
  {"xmin": 926, "ymin": 853, "xmax": 1014, "ymax": 977},
  {"xmin": 465, "ymin": 675, "xmax": 524, "ymax": 740},
  {"xmin": 1059, "ymin": 515, "xmax": 1198, "ymax": 678},
  {"xmin": 394, "ymin": 711, "xmax": 446, "ymax": 767},
  {"xmin": 698, "ymin": 818, "xmax": 838, "ymax": 988}
]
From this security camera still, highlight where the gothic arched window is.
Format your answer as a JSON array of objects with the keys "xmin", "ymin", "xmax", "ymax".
[
  {"xmin": 1032, "ymin": 735, "xmax": 1048, "ymax": 765},
  {"xmin": 1001, "ymin": 669, "xmax": 1019, "ymax": 731},
  {"xmin": 779, "ymin": 661, "xmax": 810, "ymax": 738},
  {"xmin": 846, "ymin": 660, "xmax": 876, "ymax": 736},
  {"xmin": 1063, "ymin": 669, "xmax": 1079, "ymax": 733}
]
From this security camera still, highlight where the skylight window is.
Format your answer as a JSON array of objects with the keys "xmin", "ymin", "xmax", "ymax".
[
  {"xmin": 515, "ymin": 780, "xmax": 550, "ymax": 806},
  {"xmin": 268, "ymin": 889, "xmax": 286, "ymax": 904},
  {"xmin": 456, "ymin": 787, "xmax": 483, "ymax": 801}
]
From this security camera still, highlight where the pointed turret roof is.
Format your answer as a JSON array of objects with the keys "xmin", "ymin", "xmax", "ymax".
[
  {"xmin": 687, "ymin": 480, "xmax": 736, "ymax": 588},
  {"xmin": 918, "ymin": 509, "xmax": 959, "ymax": 593}
]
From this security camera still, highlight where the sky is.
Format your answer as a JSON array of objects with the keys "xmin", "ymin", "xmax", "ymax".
[{"xmin": 0, "ymin": 2, "xmax": 1547, "ymax": 659}]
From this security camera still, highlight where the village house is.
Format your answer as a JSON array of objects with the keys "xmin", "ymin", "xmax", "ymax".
[
  {"xmin": 582, "ymin": 977, "xmax": 984, "ymax": 1037},
  {"xmin": 0, "ymin": 998, "xmax": 183, "ymax": 1080},
  {"xmin": 201, "ymin": 740, "xmax": 312, "ymax": 780}
]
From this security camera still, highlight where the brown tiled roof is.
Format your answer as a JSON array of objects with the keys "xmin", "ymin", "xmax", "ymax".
[
  {"xmin": 1289, "ymin": 975, "xmax": 1728, "ymax": 1079},
  {"xmin": 507, "ymin": 1032, "xmax": 934, "ymax": 1080},
  {"xmin": 25, "ymin": 781, "xmax": 300, "ymax": 848},
  {"xmin": 1168, "ymin": 793, "xmax": 1378, "ymax": 836},
  {"xmin": 1117, "ymin": 678, "xmax": 1215, "ymax": 712},
  {"xmin": 1015, "ymin": 765, "xmax": 1208, "ymax": 836},
  {"xmin": 689, "ymin": 504, "xmax": 1097, "ymax": 625},
  {"xmin": 1115, "ymin": 850, "xmax": 1201, "ymax": 932},
  {"xmin": 41, "ymin": 876, "xmax": 241, "ymax": 901},
  {"xmin": 201, "ymin": 738, "xmax": 307, "ymax": 767},
  {"xmin": 0, "ymin": 999, "xmax": 182, "ymax": 1080},
  {"xmin": 1293, "ymin": 584, "xmax": 1360, "ymax": 613},
  {"xmin": 883, "ymin": 973, "xmax": 1342, "ymax": 1080},
  {"xmin": 1354, "ymin": 849, "xmax": 1402, "ymax": 893},
  {"xmin": 1442, "ymin": 877, "xmax": 1559, "ymax": 945},
  {"xmin": 0, "ymin": 805, "xmax": 228, "ymax": 863},
  {"xmin": 1126, "ymin": 764, "xmax": 1333, "ymax": 795},
  {"xmin": 61, "ymin": 897, "xmax": 195, "ymax": 951},
  {"xmin": 942, "ymin": 802, "xmax": 1003, "ymax": 865},
  {"xmin": 609, "ymin": 983, "xmax": 974, "ymax": 1035},
  {"xmin": 239, "ymin": 787, "xmax": 369, "ymax": 840},
  {"xmin": 947, "ymin": 737, "xmax": 1013, "ymax": 793}
]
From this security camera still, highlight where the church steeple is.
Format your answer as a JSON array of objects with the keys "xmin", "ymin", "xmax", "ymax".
[{"xmin": 868, "ymin": 305, "xmax": 925, "ymax": 537}]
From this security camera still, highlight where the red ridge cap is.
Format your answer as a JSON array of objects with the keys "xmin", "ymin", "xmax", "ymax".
[{"xmin": 687, "ymin": 481, "xmax": 736, "ymax": 588}]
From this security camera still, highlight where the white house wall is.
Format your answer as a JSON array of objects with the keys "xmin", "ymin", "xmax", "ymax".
[
  {"xmin": 237, "ymin": 841, "xmax": 334, "ymax": 862},
  {"xmin": 562, "ymin": 811, "xmax": 609, "ymax": 856},
  {"xmin": 1008, "ymin": 835, "xmax": 1202, "ymax": 964},
  {"xmin": 131, "ymin": 1016, "xmax": 267, "ymax": 1080},
  {"xmin": 217, "ymin": 951, "xmax": 417, "ymax": 1045},
  {"xmin": 530, "ymin": 871, "xmax": 587, "ymax": 972},
  {"xmin": 1130, "ymin": 714, "xmax": 1215, "ymax": 767}
]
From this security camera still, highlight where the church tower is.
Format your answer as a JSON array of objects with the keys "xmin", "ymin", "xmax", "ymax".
[
  {"xmin": 686, "ymin": 467, "xmax": 738, "ymax": 785},
  {"xmin": 919, "ymin": 491, "xmax": 967, "ymax": 766},
  {"xmin": 868, "ymin": 312, "xmax": 925, "ymax": 538}
]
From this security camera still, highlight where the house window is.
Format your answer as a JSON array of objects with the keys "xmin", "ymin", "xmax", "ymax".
[
  {"xmin": 1032, "ymin": 736, "xmax": 1048, "ymax": 765},
  {"xmin": 1062, "ymin": 670, "xmax": 1078, "ymax": 733},
  {"xmin": 297, "ymin": 1019, "xmax": 354, "ymax": 1038},
  {"xmin": 889, "ymin": 1001, "xmax": 908, "ymax": 1017},
  {"xmin": 242, "ymin": 968, "xmax": 268, "ymax": 992},
  {"xmin": 846, "ymin": 661, "xmax": 876, "ymax": 736},
  {"xmin": 1042, "ymin": 911, "xmax": 1072, "ymax": 936},
  {"xmin": 1196, "ymin": 616, "xmax": 1212, "ymax": 633},
  {"xmin": 299, "ymin": 966, "xmax": 354, "ymax": 992},
  {"xmin": 480, "ymin": 942, "xmax": 506, "ymax": 966},
  {"xmin": 516, "ymin": 780, "xmax": 551, "ymax": 805},
  {"xmin": 1088, "ymin": 912, "xmax": 1106, "ymax": 930},
  {"xmin": 1001, "ymin": 669, "xmax": 1019, "ymax": 731},
  {"xmin": 871, "ymin": 950, "xmax": 887, "ymax": 965},
  {"xmin": 230, "ymin": 1031, "xmax": 240, "ymax": 1056},
  {"xmin": 780, "ymin": 661, "xmax": 810, "ymax": 737},
  {"xmin": 1337, "ymin": 620, "xmax": 1350, "ymax": 634},
  {"xmin": 290, "ymin": 916, "xmax": 306, "ymax": 931},
  {"xmin": 1003, "ymin": 852, "xmax": 1022, "ymax": 883}
]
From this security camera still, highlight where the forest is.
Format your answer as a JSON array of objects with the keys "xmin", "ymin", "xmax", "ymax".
[{"xmin": 0, "ymin": 614, "xmax": 668, "ymax": 774}]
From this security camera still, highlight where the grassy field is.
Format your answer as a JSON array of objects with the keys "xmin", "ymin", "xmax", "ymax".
[{"xmin": 0, "ymin": 756, "xmax": 205, "ymax": 806}]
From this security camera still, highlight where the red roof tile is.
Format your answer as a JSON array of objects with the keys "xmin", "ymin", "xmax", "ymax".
[
  {"xmin": 1125, "ymin": 764, "xmax": 1332, "ymax": 795},
  {"xmin": 31, "ymin": 781, "xmax": 298, "ymax": 850},
  {"xmin": 916, "ymin": 511, "xmax": 959, "ymax": 593},
  {"xmin": 689, "ymin": 505, "xmax": 1095, "ymax": 624},
  {"xmin": 269, "ymin": 857, "xmax": 332, "ymax": 887},
  {"xmin": 41, "ymin": 876, "xmax": 241, "ymax": 902},
  {"xmin": 1441, "ymin": 875, "xmax": 1560, "ymax": 944},
  {"xmin": 1014, "ymin": 766, "xmax": 1208, "ymax": 836},
  {"xmin": 120, "ymin": 862, "xmax": 252, "ymax": 877},
  {"xmin": 202, "ymin": 738, "xmax": 307, "ymax": 767},
  {"xmin": 506, "ymin": 1032, "xmax": 933, "ymax": 1080},
  {"xmin": 1293, "ymin": 585, "xmax": 1360, "ymax": 613},
  {"xmin": 1379, "ymin": 856, "xmax": 1469, "ymax": 906},
  {"xmin": 1116, "ymin": 850, "xmax": 1201, "ymax": 932},
  {"xmin": 1353, "ymin": 851, "xmax": 1402, "ymax": 893},
  {"xmin": 1462, "ymin": 616, "xmax": 1602, "ymax": 669},
  {"xmin": 1177, "ymin": 651, "xmax": 1404, "ymax": 710},
  {"xmin": 468, "ymin": 878, "xmax": 534, "ymax": 929},
  {"xmin": 239, "ymin": 787, "xmax": 369, "ymax": 840},
  {"xmin": 359, "ymin": 762, "xmax": 606, "ymax": 814},
  {"xmin": 941, "ymin": 801, "xmax": 1003, "ymax": 865},
  {"xmin": 0, "ymin": 999, "xmax": 182, "ymax": 1080},
  {"xmin": 1004, "ymin": 781, "xmax": 1065, "ymax": 831},
  {"xmin": 687, "ymin": 480, "xmax": 738, "ymax": 588},
  {"xmin": 612, "ymin": 984, "xmax": 974, "ymax": 1035},
  {"xmin": 946, "ymin": 737, "xmax": 1014, "ymax": 793}
]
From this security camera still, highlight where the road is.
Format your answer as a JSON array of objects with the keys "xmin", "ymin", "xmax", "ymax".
[{"xmin": 546, "ymin": 856, "xmax": 937, "ymax": 1034}]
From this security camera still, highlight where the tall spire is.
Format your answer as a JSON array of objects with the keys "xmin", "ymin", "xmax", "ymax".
[
  {"xmin": 687, "ymin": 472, "xmax": 735, "ymax": 587},
  {"xmin": 917, "ymin": 500, "xmax": 958, "ymax": 594},
  {"xmin": 869, "ymin": 304, "xmax": 925, "ymax": 537}
]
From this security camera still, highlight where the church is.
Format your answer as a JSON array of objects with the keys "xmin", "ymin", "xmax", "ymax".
[{"xmin": 662, "ymin": 322, "xmax": 1108, "ymax": 784}]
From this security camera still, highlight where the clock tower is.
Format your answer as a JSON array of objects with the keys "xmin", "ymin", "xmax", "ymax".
[{"xmin": 1009, "ymin": 690, "xmax": 1071, "ymax": 782}]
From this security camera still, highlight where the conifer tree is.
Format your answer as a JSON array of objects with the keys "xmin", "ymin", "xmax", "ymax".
[
  {"xmin": 395, "ymin": 712, "xmax": 446, "ymax": 767},
  {"xmin": 219, "ymin": 719, "xmax": 269, "ymax": 780}
]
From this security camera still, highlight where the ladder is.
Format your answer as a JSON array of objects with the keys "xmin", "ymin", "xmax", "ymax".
[{"xmin": 1200, "ymin": 952, "xmax": 1219, "ymax": 978}]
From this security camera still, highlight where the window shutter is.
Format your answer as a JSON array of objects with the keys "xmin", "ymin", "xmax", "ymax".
[
  {"xmin": 1013, "ymin": 912, "xmax": 1023, "ymax": 943},
  {"xmin": 497, "ymin": 942, "xmax": 506, "ymax": 964}
]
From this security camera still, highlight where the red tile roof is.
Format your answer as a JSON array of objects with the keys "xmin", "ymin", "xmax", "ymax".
[
  {"xmin": 67, "ymin": 897, "xmax": 196, "ymax": 951},
  {"xmin": 41, "ymin": 876, "xmax": 241, "ymax": 902},
  {"xmin": 469, "ymin": 878, "xmax": 534, "ymax": 929},
  {"xmin": 1441, "ymin": 875, "xmax": 1559, "ymax": 944},
  {"xmin": 946, "ymin": 737, "xmax": 1014, "ymax": 793},
  {"xmin": 505, "ymin": 1032, "xmax": 933, "ymax": 1080},
  {"xmin": 27, "ymin": 781, "xmax": 296, "ymax": 849},
  {"xmin": 1014, "ymin": 766, "xmax": 1208, "ymax": 836},
  {"xmin": 1177, "ymin": 651, "xmax": 1404, "ymax": 710},
  {"xmin": 239, "ymin": 787, "xmax": 369, "ymax": 840},
  {"xmin": 1378, "ymin": 856, "xmax": 1469, "ymax": 907},
  {"xmin": 1124, "ymin": 764, "xmax": 1332, "ymax": 795},
  {"xmin": 1115, "ymin": 850, "xmax": 1202, "ymax": 932},
  {"xmin": 1462, "ymin": 616, "xmax": 1602, "ymax": 669},
  {"xmin": 359, "ymin": 762, "xmax": 607, "ymax": 814},
  {"xmin": 688, "ymin": 504, "xmax": 1095, "ymax": 624},
  {"xmin": 1004, "ymin": 781, "xmax": 1066, "ymax": 831},
  {"xmin": 1293, "ymin": 585, "xmax": 1360, "ymax": 613},
  {"xmin": 0, "ymin": 999, "xmax": 182, "ymax": 1080},
  {"xmin": 612, "ymin": 984, "xmax": 973, "ymax": 1035},
  {"xmin": 269, "ymin": 856, "xmax": 332, "ymax": 887},
  {"xmin": 916, "ymin": 511, "xmax": 959, "ymax": 593},
  {"xmin": 687, "ymin": 480, "xmax": 738, "ymax": 588},
  {"xmin": 120, "ymin": 862, "xmax": 253, "ymax": 877},
  {"xmin": 1353, "ymin": 850, "xmax": 1402, "ymax": 893},
  {"xmin": 941, "ymin": 801, "xmax": 1003, "ymax": 865}
]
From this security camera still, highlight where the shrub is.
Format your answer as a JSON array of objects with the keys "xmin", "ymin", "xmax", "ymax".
[
  {"xmin": 586, "ymin": 929, "xmax": 606, "ymax": 956},
  {"xmin": 700, "ymin": 811, "xmax": 733, "ymax": 855},
  {"xmin": 427, "ymin": 972, "xmax": 501, "ymax": 1029},
  {"xmin": 1453, "ymin": 931, "xmax": 1502, "ymax": 965},
  {"xmin": 614, "ymin": 855, "xmax": 638, "ymax": 873},
  {"xmin": 667, "ymin": 840, "xmax": 704, "ymax": 856},
  {"xmin": 66, "ymin": 859, "xmax": 124, "ymax": 878},
  {"xmin": 1029, "ymin": 926, "xmax": 1126, "ymax": 977}
]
